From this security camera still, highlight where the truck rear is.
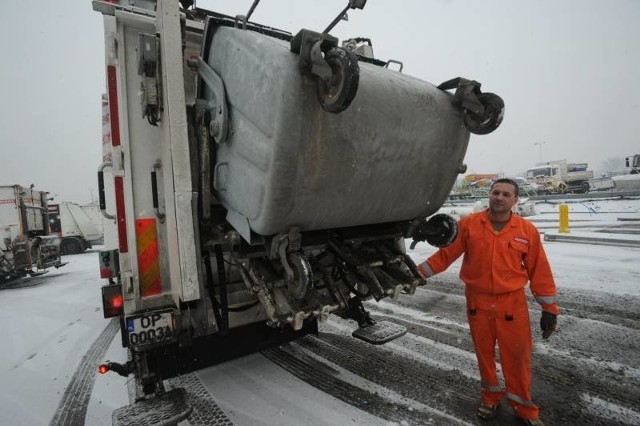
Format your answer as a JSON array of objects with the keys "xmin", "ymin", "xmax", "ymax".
[
  {"xmin": 93, "ymin": 0, "xmax": 504, "ymax": 421},
  {"xmin": 0, "ymin": 185, "xmax": 66, "ymax": 283},
  {"xmin": 49, "ymin": 202, "xmax": 105, "ymax": 254}
]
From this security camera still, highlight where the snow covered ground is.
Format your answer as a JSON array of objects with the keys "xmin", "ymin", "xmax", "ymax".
[{"xmin": 0, "ymin": 197, "xmax": 638, "ymax": 425}]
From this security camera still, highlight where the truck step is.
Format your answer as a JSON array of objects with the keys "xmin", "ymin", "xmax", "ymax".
[
  {"xmin": 352, "ymin": 320, "xmax": 407, "ymax": 345},
  {"xmin": 112, "ymin": 387, "xmax": 192, "ymax": 426}
]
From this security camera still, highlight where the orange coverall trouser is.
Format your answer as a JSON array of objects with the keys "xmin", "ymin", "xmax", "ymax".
[{"xmin": 467, "ymin": 288, "xmax": 539, "ymax": 420}]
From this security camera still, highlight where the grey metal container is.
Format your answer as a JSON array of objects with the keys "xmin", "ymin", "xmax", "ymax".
[{"xmin": 204, "ymin": 26, "xmax": 470, "ymax": 237}]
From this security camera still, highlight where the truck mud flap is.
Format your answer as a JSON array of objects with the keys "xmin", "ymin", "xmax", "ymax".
[
  {"xmin": 352, "ymin": 320, "xmax": 407, "ymax": 345},
  {"xmin": 112, "ymin": 387, "xmax": 191, "ymax": 426}
]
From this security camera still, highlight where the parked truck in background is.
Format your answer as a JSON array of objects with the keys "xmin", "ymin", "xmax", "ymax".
[
  {"xmin": 526, "ymin": 159, "xmax": 593, "ymax": 194},
  {"xmin": 588, "ymin": 154, "xmax": 640, "ymax": 192},
  {"xmin": 611, "ymin": 154, "xmax": 640, "ymax": 191},
  {"xmin": 93, "ymin": 0, "xmax": 504, "ymax": 421},
  {"xmin": 625, "ymin": 154, "xmax": 640, "ymax": 174},
  {"xmin": 0, "ymin": 185, "xmax": 66, "ymax": 284},
  {"xmin": 48, "ymin": 202, "xmax": 105, "ymax": 254}
]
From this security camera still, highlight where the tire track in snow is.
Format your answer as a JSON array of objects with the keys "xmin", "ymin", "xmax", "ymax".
[
  {"xmin": 262, "ymin": 342, "xmax": 471, "ymax": 425},
  {"xmin": 49, "ymin": 318, "xmax": 119, "ymax": 426}
]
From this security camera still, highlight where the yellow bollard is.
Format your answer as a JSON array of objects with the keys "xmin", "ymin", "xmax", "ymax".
[{"xmin": 558, "ymin": 204, "xmax": 570, "ymax": 233}]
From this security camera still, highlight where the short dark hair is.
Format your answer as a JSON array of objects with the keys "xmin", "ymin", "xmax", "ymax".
[{"xmin": 491, "ymin": 178, "xmax": 520, "ymax": 197}]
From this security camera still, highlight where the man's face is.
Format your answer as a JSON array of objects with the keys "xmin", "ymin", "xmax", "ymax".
[{"xmin": 489, "ymin": 182, "xmax": 518, "ymax": 215}]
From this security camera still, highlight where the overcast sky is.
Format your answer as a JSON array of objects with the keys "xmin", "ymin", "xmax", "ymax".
[{"xmin": 0, "ymin": 0, "xmax": 638, "ymax": 203}]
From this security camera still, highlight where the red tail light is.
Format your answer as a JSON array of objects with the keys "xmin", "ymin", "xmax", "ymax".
[
  {"xmin": 101, "ymin": 284, "xmax": 124, "ymax": 318},
  {"xmin": 98, "ymin": 364, "xmax": 110, "ymax": 374}
]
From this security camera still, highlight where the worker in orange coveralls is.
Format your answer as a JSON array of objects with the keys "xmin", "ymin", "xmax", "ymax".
[{"xmin": 416, "ymin": 178, "xmax": 558, "ymax": 426}]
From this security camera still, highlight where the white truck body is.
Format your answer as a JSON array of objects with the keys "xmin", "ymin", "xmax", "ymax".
[
  {"xmin": 613, "ymin": 154, "xmax": 640, "ymax": 191},
  {"xmin": 48, "ymin": 202, "xmax": 105, "ymax": 254},
  {"xmin": 611, "ymin": 174, "xmax": 640, "ymax": 192},
  {"xmin": 588, "ymin": 155, "xmax": 640, "ymax": 192}
]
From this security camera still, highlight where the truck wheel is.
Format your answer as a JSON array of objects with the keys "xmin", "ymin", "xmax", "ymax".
[
  {"xmin": 60, "ymin": 238, "xmax": 83, "ymax": 255},
  {"xmin": 464, "ymin": 92, "xmax": 505, "ymax": 135},
  {"xmin": 316, "ymin": 47, "xmax": 360, "ymax": 113},
  {"xmin": 581, "ymin": 181, "xmax": 590, "ymax": 193}
]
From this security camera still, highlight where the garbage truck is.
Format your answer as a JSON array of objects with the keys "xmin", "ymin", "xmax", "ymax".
[
  {"xmin": 48, "ymin": 202, "xmax": 105, "ymax": 254},
  {"xmin": 93, "ymin": 0, "xmax": 504, "ymax": 421},
  {"xmin": 0, "ymin": 185, "xmax": 66, "ymax": 284}
]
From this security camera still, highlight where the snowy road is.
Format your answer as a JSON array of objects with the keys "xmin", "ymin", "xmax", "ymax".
[{"xmin": 1, "ymin": 198, "xmax": 639, "ymax": 425}]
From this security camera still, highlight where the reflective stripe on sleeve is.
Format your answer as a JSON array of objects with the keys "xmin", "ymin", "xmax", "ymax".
[
  {"xmin": 417, "ymin": 261, "xmax": 434, "ymax": 278},
  {"xmin": 535, "ymin": 295, "xmax": 557, "ymax": 304}
]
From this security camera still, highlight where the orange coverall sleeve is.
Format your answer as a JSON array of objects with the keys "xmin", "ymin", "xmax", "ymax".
[
  {"xmin": 522, "ymin": 223, "xmax": 560, "ymax": 315},
  {"xmin": 416, "ymin": 217, "xmax": 468, "ymax": 278}
]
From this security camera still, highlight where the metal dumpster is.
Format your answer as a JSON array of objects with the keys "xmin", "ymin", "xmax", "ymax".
[{"xmin": 203, "ymin": 26, "xmax": 471, "ymax": 237}]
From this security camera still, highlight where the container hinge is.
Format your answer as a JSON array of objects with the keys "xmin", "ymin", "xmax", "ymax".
[
  {"xmin": 290, "ymin": 29, "xmax": 360, "ymax": 114},
  {"xmin": 437, "ymin": 77, "xmax": 505, "ymax": 135},
  {"xmin": 437, "ymin": 77, "xmax": 485, "ymax": 115},
  {"xmin": 290, "ymin": 29, "xmax": 339, "ymax": 84},
  {"xmin": 189, "ymin": 57, "xmax": 229, "ymax": 144}
]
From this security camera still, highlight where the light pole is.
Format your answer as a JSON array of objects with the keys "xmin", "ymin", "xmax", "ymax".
[{"xmin": 533, "ymin": 141, "xmax": 546, "ymax": 163}]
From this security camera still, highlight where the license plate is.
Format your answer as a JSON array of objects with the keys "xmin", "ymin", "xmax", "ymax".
[{"xmin": 126, "ymin": 311, "xmax": 174, "ymax": 347}]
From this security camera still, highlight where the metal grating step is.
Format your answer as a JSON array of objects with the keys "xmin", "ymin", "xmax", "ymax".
[{"xmin": 352, "ymin": 320, "xmax": 407, "ymax": 345}]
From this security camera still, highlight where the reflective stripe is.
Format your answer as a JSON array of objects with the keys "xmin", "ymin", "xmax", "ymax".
[
  {"xmin": 481, "ymin": 379, "xmax": 504, "ymax": 393},
  {"xmin": 417, "ymin": 261, "xmax": 434, "ymax": 278},
  {"xmin": 107, "ymin": 65, "xmax": 127, "ymax": 253},
  {"xmin": 114, "ymin": 177, "xmax": 128, "ymax": 253},
  {"xmin": 535, "ymin": 295, "xmax": 556, "ymax": 304},
  {"xmin": 507, "ymin": 392, "xmax": 534, "ymax": 407},
  {"xmin": 107, "ymin": 66, "xmax": 121, "ymax": 147},
  {"xmin": 136, "ymin": 218, "xmax": 161, "ymax": 296}
]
